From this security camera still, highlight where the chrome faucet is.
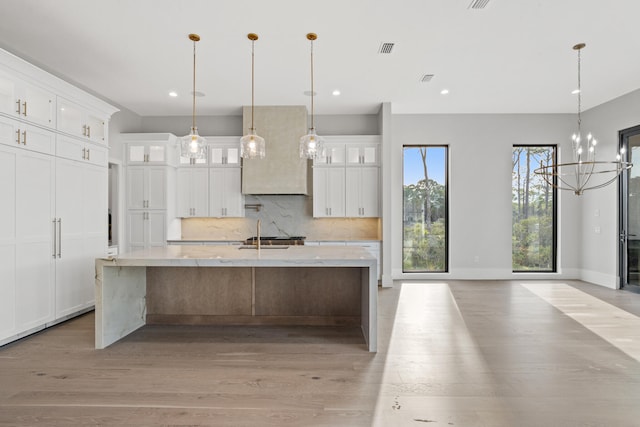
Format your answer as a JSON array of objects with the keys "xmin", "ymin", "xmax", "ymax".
[{"xmin": 257, "ymin": 219, "xmax": 261, "ymax": 251}]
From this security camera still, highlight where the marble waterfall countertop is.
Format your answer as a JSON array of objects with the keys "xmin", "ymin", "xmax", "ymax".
[{"xmin": 101, "ymin": 244, "xmax": 377, "ymax": 268}]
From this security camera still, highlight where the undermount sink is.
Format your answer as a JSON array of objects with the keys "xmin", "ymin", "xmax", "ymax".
[{"xmin": 238, "ymin": 245, "xmax": 290, "ymax": 250}]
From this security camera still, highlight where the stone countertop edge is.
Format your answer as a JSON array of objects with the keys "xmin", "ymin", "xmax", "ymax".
[{"xmin": 97, "ymin": 245, "xmax": 376, "ymax": 268}]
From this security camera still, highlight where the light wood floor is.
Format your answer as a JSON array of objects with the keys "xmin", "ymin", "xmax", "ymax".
[{"xmin": 2, "ymin": 280, "xmax": 640, "ymax": 426}]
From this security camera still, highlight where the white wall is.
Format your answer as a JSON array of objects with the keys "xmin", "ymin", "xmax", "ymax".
[
  {"xmin": 388, "ymin": 113, "xmax": 581, "ymax": 281},
  {"xmin": 581, "ymin": 88, "xmax": 640, "ymax": 288}
]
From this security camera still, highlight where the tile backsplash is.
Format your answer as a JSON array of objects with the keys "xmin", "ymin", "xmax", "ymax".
[{"xmin": 181, "ymin": 195, "xmax": 380, "ymax": 241}]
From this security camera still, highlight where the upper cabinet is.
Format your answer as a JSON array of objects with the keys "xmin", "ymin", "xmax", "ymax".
[
  {"xmin": 0, "ymin": 70, "xmax": 55, "ymax": 129},
  {"xmin": 314, "ymin": 136, "xmax": 380, "ymax": 167},
  {"xmin": 57, "ymin": 97, "xmax": 106, "ymax": 144},
  {"xmin": 206, "ymin": 136, "xmax": 241, "ymax": 167},
  {"xmin": 314, "ymin": 142, "xmax": 346, "ymax": 166},
  {"xmin": 122, "ymin": 133, "xmax": 179, "ymax": 166}
]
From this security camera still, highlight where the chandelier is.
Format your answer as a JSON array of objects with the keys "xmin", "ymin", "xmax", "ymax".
[
  {"xmin": 180, "ymin": 33, "xmax": 206, "ymax": 161},
  {"xmin": 240, "ymin": 33, "xmax": 266, "ymax": 159},
  {"xmin": 299, "ymin": 33, "xmax": 324, "ymax": 159},
  {"xmin": 535, "ymin": 43, "xmax": 631, "ymax": 195}
]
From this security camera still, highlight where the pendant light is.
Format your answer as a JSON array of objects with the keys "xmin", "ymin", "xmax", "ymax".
[
  {"xmin": 534, "ymin": 43, "xmax": 631, "ymax": 195},
  {"xmin": 300, "ymin": 33, "xmax": 324, "ymax": 159},
  {"xmin": 240, "ymin": 33, "xmax": 266, "ymax": 159},
  {"xmin": 181, "ymin": 33, "xmax": 206, "ymax": 161}
]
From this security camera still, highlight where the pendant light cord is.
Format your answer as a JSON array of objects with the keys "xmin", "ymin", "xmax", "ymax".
[
  {"xmin": 251, "ymin": 38, "xmax": 255, "ymax": 131},
  {"xmin": 192, "ymin": 39, "xmax": 197, "ymax": 130},
  {"xmin": 577, "ymin": 46, "xmax": 581, "ymax": 136},
  {"xmin": 310, "ymin": 38, "xmax": 315, "ymax": 130}
]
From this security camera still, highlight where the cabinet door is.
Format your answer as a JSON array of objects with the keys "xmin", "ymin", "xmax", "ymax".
[
  {"xmin": 20, "ymin": 123, "xmax": 55, "ymax": 155},
  {"xmin": 127, "ymin": 211, "xmax": 146, "ymax": 252},
  {"xmin": 15, "ymin": 150, "xmax": 55, "ymax": 332},
  {"xmin": 0, "ymin": 145, "xmax": 17, "ymax": 341},
  {"xmin": 315, "ymin": 143, "xmax": 345, "ymax": 166},
  {"xmin": 0, "ymin": 72, "xmax": 17, "ymax": 118},
  {"xmin": 57, "ymin": 98, "xmax": 85, "ymax": 138},
  {"xmin": 147, "ymin": 167, "xmax": 167, "ymax": 209},
  {"xmin": 313, "ymin": 167, "xmax": 345, "ymax": 217},
  {"xmin": 147, "ymin": 211, "xmax": 166, "ymax": 247},
  {"xmin": 346, "ymin": 166, "xmax": 379, "ymax": 217},
  {"xmin": 176, "ymin": 169, "xmax": 193, "ymax": 217},
  {"xmin": 127, "ymin": 168, "xmax": 145, "ymax": 209},
  {"xmin": 209, "ymin": 168, "xmax": 225, "ymax": 217},
  {"xmin": 223, "ymin": 168, "xmax": 243, "ymax": 217},
  {"xmin": 0, "ymin": 115, "xmax": 19, "ymax": 148},
  {"xmin": 85, "ymin": 113, "xmax": 105, "ymax": 143},
  {"xmin": 55, "ymin": 158, "xmax": 86, "ymax": 317},
  {"xmin": 21, "ymin": 83, "xmax": 55, "ymax": 128},
  {"xmin": 191, "ymin": 168, "xmax": 209, "ymax": 216}
]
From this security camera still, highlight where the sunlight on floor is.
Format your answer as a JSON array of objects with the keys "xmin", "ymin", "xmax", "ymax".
[
  {"xmin": 372, "ymin": 282, "xmax": 514, "ymax": 426},
  {"xmin": 522, "ymin": 282, "xmax": 640, "ymax": 362}
]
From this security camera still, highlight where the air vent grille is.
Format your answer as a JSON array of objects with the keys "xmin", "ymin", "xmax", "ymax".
[
  {"xmin": 469, "ymin": 0, "xmax": 491, "ymax": 9},
  {"xmin": 378, "ymin": 42, "xmax": 395, "ymax": 54},
  {"xmin": 420, "ymin": 74, "xmax": 435, "ymax": 83}
]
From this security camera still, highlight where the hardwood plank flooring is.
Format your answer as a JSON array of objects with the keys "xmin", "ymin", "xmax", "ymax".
[{"xmin": 2, "ymin": 280, "xmax": 640, "ymax": 426}]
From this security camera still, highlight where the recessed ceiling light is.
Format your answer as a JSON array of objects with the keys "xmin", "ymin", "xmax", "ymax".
[
  {"xmin": 440, "ymin": 89, "xmax": 450, "ymax": 95},
  {"xmin": 169, "ymin": 91, "xmax": 178, "ymax": 97},
  {"xmin": 572, "ymin": 89, "xmax": 580, "ymax": 95},
  {"xmin": 332, "ymin": 89, "xmax": 341, "ymax": 96}
]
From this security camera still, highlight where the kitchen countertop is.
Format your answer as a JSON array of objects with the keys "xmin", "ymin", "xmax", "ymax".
[{"xmin": 103, "ymin": 244, "xmax": 376, "ymax": 268}]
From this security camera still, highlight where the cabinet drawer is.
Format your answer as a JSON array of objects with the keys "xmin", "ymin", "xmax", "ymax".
[
  {"xmin": 57, "ymin": 136, "xmax": 108, "ymax": 166},
  {"xmin": 0, "ymin": 117, "xmax": 54, "ymax": 155}
]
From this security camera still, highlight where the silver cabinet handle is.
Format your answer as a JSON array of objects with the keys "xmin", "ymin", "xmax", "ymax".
[
  {"xmin": 52, "ymin": 219, "xmax": 57, "ymax": 258},
  {"xmin": 57, "ymin": 218, "xmax": 62, "ymax": 258}
]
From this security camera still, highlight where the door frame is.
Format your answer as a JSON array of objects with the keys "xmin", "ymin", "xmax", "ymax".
[{"xmin": 618, "ymin": 124, "xmax": 640, "ymax": 291}]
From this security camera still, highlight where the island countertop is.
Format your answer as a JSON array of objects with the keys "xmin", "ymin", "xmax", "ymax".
[{"xmin": 100, "ymin": 244, "xmax": 377, "ymax": 268}]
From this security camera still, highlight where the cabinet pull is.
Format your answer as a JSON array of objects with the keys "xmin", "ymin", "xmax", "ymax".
[
  {"xmin": 86, "ymin": 148, "xmax": 90, "ymax": 160},
  {"xmin": 87, "ymin": 126, "xmax": 91, "ymax": 138},
  {"xmin": 15, "ymin": 129, "xmax": 20, "ymax": 145},
  {"xmin": 15, "ymin": 99, "xmax": 21, "ymax": 114},
  {"xmin": 57, "ymin": 218, "xmax": 62, "ymax": 258},
  {"xmin": 82, "ymin": 148, "xmax": 86, "ymax": 160},
  {"xmin": 82, "ymin": 125, "xmax": 87, "ymax": 137},
  {"xmin": 52, "ymin": 219, "xmax": 57, "ymax": 258},
  {"xmin": 22, "ymin": 130, "xmax": 26, "ymax": 145},
  {"xmin": 22, "ymin": 101, "xmax": 27, "ymax": 117}
]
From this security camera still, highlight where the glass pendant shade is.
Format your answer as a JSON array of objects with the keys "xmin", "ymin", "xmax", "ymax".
[
  {"xmin": 240, "ymin": 129, "xmax": 266, "ymax": 159},
  {"xmin": 181, "ymin": 126, "xmax": 206, "ymax": 160},
  {"xmin": 299, "ymin": 128, "xmax": 324, "ymax": 159}
]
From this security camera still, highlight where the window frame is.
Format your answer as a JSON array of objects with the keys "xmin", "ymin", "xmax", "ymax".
[
  {"xmin": 512, "ymin": 144, "xmax": 558, "ymax": 273},
  {"xmin": 402, "ymin": 144, "xmax": 449, "ymax": 273}
]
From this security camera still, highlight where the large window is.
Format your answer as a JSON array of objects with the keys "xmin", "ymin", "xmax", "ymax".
[
  {"xmin": 403, "ymin": 146, "xmax": 448, "ymax": 272},
  {"xmin": 512, "ymin": 145, "xmax": 557, "ymax": 272}
]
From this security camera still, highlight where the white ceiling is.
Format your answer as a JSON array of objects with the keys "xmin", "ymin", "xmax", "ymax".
[{"xmin": 1, "ymin": 0, "xmax": 639, "ymax": 117}]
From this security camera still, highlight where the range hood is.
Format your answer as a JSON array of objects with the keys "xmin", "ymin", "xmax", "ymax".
[{"xmin": 242, "ymin": 106, "xmax": 309, "ymax": 195}]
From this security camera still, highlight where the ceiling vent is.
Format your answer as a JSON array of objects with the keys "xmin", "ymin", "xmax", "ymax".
[
  {"xmin": 468, "ymin": 0, "xmax": 491, "ymax": 9},
  {"xmin": 420, "ymin": 74, "xmax": 435, "ymax": 83},
  {"xmin": 378, "ymin": 42, "xmax": 395, "ymax": 54}
]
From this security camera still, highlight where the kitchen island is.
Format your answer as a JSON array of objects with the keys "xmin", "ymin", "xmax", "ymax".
[{"xmin": 95, "ymin": 245, "xmax": 377, "ymax": 351}]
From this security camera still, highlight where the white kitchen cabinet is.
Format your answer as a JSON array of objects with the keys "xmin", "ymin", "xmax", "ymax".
[
  {"xmin": 177, "ymin": 168, "xmax": 209, "ymax": 217},
  {"xmin": 314, "ymin": 142, "xmax": 345, "ymax": 166},
  {"xmin": 57, "ymin": 97, "xmax": 106, "ymax": 143},
  {"xmin": 0, "ymin": 70, "xmax": 55, "ymax": 128},
  {"xmin": 127, "ymin": 166, "xmax": 168, "ymax": 210},
  {"xmin": 127, "ymin": 210, "xmax": 166, "ymax": 252},
  {"xmin": 54, "ymin": 157, "xmax": 107, "ymax": 318},
  {"xmin": 345, "ymin": 166, "xmax": 380, "ymax": 217},
  {"xmin": 209, "ymin": 167, "xmax": 244, "ymax": 217},
  {"xmin": 0, "ymin": 47, "xmax": 117, "ymax": 346},
  {"xmin": 56, "ymin": 135, "xmax": 108, "ymax": 167},
  {"xmin": 0, "ymin": 144, "xmax": 56, "ymax": 344},
  {"xmin": 0, "ymin": 115, "xmax": 55, "ymax": 155},
  {"xmin": 346, "ymin": 143, "xmax": 379, "ymax": 165},
  {"xmin": 123, "ymin": 133, "xmax": 179, "ymax": 166},
  {"xmin": 313, "ymin": 167, "xmax": 345, "ymax": 217}
]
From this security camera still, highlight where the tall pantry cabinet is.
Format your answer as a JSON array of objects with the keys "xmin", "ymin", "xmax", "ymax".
[{"xmin": 0, "ymin": 48, "xmax": 118, "ymax": 346}]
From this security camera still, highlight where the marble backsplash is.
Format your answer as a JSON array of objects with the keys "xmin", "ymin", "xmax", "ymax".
[{"xmin": 181, "ymin": 195, "xmax": 380, "ymax": 241}]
